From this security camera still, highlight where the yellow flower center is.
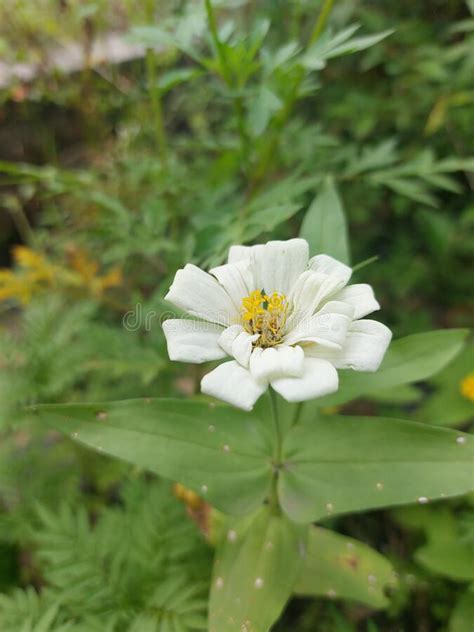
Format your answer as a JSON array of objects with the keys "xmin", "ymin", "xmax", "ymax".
[
  {"xmin": 241, "ymin": 290, "xmax": 288, "ymax": 348},
  {"xmin": 460, "ymin": 373, "xmax": 474, "ymax": 402}
]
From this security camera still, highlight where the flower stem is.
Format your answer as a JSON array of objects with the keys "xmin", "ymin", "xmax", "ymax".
[
  {"xmin": 269, "ymin": 388, "xmax": 283, "ymax": 514},
  {"xmin": 292, "ymin": 401, "xmax": 304, "ymax": 427},
  {"xmin": 269, "ymin": 388, "xmax": 282, "ymax": 460}
]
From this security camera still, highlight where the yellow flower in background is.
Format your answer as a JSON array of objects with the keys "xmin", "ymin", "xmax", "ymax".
[
  {"xmin": 68, "ymin": 246, "xmax": 122, "ymax": 296},
  {"xmin": 0, "ymin": 270, "xmax": 34, "ymax": 304},
  {"xmin": 0, "ymin": 246, "xmax": 57, "ymax": 304},
  {"xmin": 460, "ymin": 373, "xmax": 474, "ymax": 402},
  {"xmin": 0, "ymin": 244, "xmax": 122, "ymax": 305}
]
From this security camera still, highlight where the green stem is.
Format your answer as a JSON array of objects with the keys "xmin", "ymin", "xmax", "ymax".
[
  {"xmin": 269, "ymin": 388, "xmax": 282, "ymax": 459},
  {"xmin": 269, "ymin": 388, "xmax": 282, "ymax": 514},
  {"xmin": 309, "ymin": 0, "xmax": 335, "ymax": 46},
  {"xmin": 204, "ymin": 0, "xmax": 230, "ymax": 83},
  {"xmin": 292, "ymin": 401, "xmax": 304, "ymax": 427}
]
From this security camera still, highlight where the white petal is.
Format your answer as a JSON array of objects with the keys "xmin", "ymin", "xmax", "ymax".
[
  {"xmin": 285, "ymin": 301, "xmax": 353, "ymax": 348},
  {"xmin": 228, "ymin": 244, "xmax": 257, "ymax": 264},
  {"xmin": 165, "ymin": 264, "xmax": 237, "ymax": 326},
  {"xmin": 218, "ymin": 325, "xmax": 244, "ymax": 355},
  {"xmin": 218, "ymin": 325, "xmax": 258, "ymax": 368},
  {"xmin": 250, "ymin": 239, "xmax": 309, "ymax": 295},
  {"xmin": 227, "ymin": 239, "xmax": 309, "ymax": 295},
  {"xmin": 309, "ymin": 254, "xmax": 352, "ymax": 284},
  {"xmin": 307, "ymin": 319, "xmax": 392, "ymax": 371},
  {"xmin": 201, "ymin": 361, "xmax": 267, "ymax": 410},
  {"xmin": 332, "ymin": 283, "xmax": 380, "ymax": 319},
  {"xmin": 271, "ymin": 357, "xmax": 339, "ymax": 402},
  {"xmin": 162, "ymin": 319, "xmax": 226, "ymax": 363},
  {"xmin": 288, "ymin": 267, "xmax": 352, "ymax": 323},
  {"xmin": 210, "ymin": 259, "xmax": 255, "ymax": 312},
  {"xmin": 249, "ymin": 345, "xmax": 305, "ymax": 382}
]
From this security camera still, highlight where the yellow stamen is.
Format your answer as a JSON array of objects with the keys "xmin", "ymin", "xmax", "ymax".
[
  {"xmin": 460, "ymin": 373, "xmax": 474, "ymax": 402},
  {"xmin": 241, "ymin": 290, "xmax": 288, "ymax": 347}
]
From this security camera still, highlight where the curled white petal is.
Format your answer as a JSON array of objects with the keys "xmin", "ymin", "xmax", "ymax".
[
  {"xmin": 271, "ymin": 357, "xmax": 339, "ymax": 402},
  {"xmin": 285, "ymin": 301, "xmax": 354, "ymax": 348},
  {"xmin": 249, "ymin": 345, "xmax": 305, "ymax": 382},
  {"xmin": 333, "ymin": 283, "xmax": 380, "ymax": 319},
  {"xmin": 308, "ymin": 254, "xmax": 352, "ymax": 285},
  {"xmin": 218, "ymin": 325, "xmax": 258, "ymax": 368},
  {"xmin": 162, "ymin": 319, "xmax": 226, "ymax": 363},
  {"xmin": 288, "ymin": 267, "xmax": 352, "ymax": 323},
  {"xmin": 201, "ymin": 361, "xmax": 267, "ymax": 411},
  {"xmin": 307, "ymin": 319, "xmax": 392, "ymax": 371},
  {"xmin": 165, "ymin": 264, "xmax": 237, "ymax": 326}
]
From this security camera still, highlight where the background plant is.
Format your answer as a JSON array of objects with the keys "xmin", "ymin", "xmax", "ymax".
[{"xmin": 0, "ymin": 1, "xmax": 473, "ymax": 631}]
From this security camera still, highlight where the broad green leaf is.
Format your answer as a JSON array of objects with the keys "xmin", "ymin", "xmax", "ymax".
[
  {"xmin": 317, "ymin": 329, "xmax": 469, "ymax": 407},
  {"xmin": 417, "ymin": 345, "xmax": 474, "ymax": 427},
  {"xmin": 450, "ymin": 585, "xmax": 474, "ymax": 632},
  {"xmin": 278, "ymin": 415, "xmax": 473, "ymax": 523},
  {"xmin": 417, "ymin": 536, "xmax": 474, "ymax": 582},
  {"xmin": 299, "ymin": 176, "xmax": 350, "ymax": 264},
  {"xmin": 369, "ymin": 384, "xmax": 421, "ymax": 404},
  {"xmin": 209, "ymin": 507, "xmax": 306, "ymax": 632},
  {"xmin": 32, "ymin": 398, "xmax": 274, "ymax": 516},
  {"xmin": 295, "ymin": 526, "xmax": 397, "ymax": 609}
]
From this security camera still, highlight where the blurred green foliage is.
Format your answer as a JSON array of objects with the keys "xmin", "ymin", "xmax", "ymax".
[{"xmin": 0, "ymin": 0, "xmax": 473, "ymax": 630}]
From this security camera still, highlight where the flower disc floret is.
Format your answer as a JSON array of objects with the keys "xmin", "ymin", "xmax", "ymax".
[{"xmin": 242, "ymin": 290, "xmax": 288, "ymax": 348}]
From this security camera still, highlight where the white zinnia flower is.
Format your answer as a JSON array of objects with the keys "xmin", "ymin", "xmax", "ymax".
[{"xmin": 162, "ymin": 239, "xmax": 392, "ymax": 411}]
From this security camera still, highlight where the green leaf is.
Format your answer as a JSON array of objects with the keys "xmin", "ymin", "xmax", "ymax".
[
  {"xmin": 302, "ymin": 24, "xmax": 361, "ymax": 69},
  {"xmin": 450, "ymin": 585, "xmax": 474, "ymax": 632},
  {"xmin": 299, "ymin": 176, "xmax": 350, "ymax": 264},
  {"xmin": 317, "ymin": 329, "xmax": 469, "ymax": 407},
  {"xmin": 410, "ymin": 507, "xmax": 474, "ymax": 581},
  {"xmin": 32, "ymin": 398, "xmax": 274, "ymax": 517},
  {"xmin": 209, "ymin": 507, "xmax": 306, "ymax": 632},
  {"xmin": 302, "ymin": 25, "xmax": 393, "ymax": 70},
  {"xmin": 417, "ymin": 345, "xmax": 474, "ymax": 427},
  {"xmin": 158, "ymin": 68, "xmax": 203, "ymax": 94},
  {"xmin": 369, "ymin": 384, "xmax": 422, "ymax": 404},
  {"xmin": 278, "ymin": 414, "xmax": 473, "ymax": 523},
  {"xmin": 295, "ymin": 526, "xmax": 397, "ymax": 609},
  {"xmin": 248, "ymin": 86, "xmax": 283, "ymax": 136},
  {"xmin": 326, "ymin": 30, "xmax": 394, "ymax": 58}
]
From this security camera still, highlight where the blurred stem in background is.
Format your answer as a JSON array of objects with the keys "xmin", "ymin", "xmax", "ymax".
[{"xmin": 145, "ymin": 0, "xmax": 168, "ymax": 165}]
